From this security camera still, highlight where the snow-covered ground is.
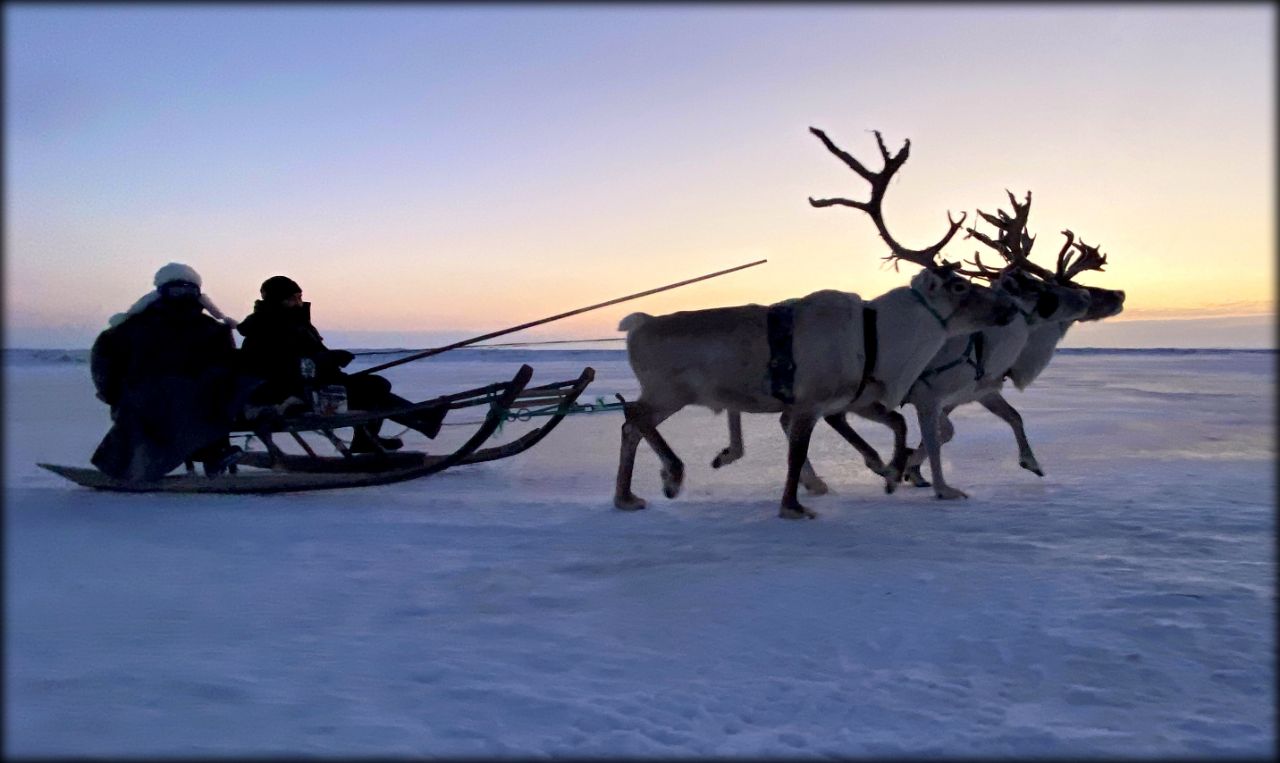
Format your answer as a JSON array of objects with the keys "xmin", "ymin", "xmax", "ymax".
[{"xmin": 4, "ymin": 348, "xmax": 1275, "ymax": 758}]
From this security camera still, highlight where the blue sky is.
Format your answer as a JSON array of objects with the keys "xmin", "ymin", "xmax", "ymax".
[{"xmin": 4, "ymin": 4, "xmax": 1274, "ymax": 348}]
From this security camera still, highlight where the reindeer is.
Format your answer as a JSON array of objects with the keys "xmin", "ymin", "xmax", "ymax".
[
  {"xmin": 963, "ymin": 233, "xmax": 1125, "ymax": 478},
  {"xmin": 714, "ymin": 191, "xmax": 1095, "ymax": 498},
  {"xmin": 888, "ymin": 193, "xmax": 1094, "ymax": 491},
  {"xmin": 614, "ymin": 128, "xmax": 1019, "ymax": 518}
]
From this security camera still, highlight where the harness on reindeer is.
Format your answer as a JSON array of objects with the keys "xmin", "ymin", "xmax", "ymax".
[{"xmin": 767, "ymin": 303, "xmax": 878, "ymax": 405}]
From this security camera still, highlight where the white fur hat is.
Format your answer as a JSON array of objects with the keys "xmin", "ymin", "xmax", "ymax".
[
  {"xmin": 108, "ymin": 263, "xmax": 237, "ymax": 329},
  {"xmin": 153, "ymin": 262, "xmax": 202, "ymax": 288}
]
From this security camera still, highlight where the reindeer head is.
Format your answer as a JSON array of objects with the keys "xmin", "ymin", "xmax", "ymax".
[
  {"xmin": 1054, "ymin": 231, "xmax": 1125, "ymax": 321},
  {"xmin": 956, "ymin": 190, "xmax": 1093, "ymax": 324},
  {"xmin": 1022, "ymin": 272, "xmax": 1092, "ymax": 322},
  {"xmin": 907, "ymin": 265, "xmax": 1019, "ymax": 332},
  {"xmin": 1078, "ymin": 286, "xmax": 1125, "ymax": 320},
  {"xmin": 808, "ymin": 127, "xmax": 1016, "ymax": 332}
]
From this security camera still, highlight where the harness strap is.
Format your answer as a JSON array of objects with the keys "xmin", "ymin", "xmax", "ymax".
[
  {"xmin": 767, "ymin": 302, "xmax": 797, "ymax": 404},
  {"xmin": 910, "ymin": 287, "xmax": 951, "ymax": 328},
  {"xmin": 918, "ymin": 331, "xmax": 986, "ymax": 389},
  {"xmin": 852, "ymin": 306, "xmax": 877, "ymax": 400},
  {"xmin": 971, "ymin": 331, "xmax": 986, "ymax": 380},
  {"xmin": 767, "ymin": 303, "xmax": 879, "ymax": 405}
]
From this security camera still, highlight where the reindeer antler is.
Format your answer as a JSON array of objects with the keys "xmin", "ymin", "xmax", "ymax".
[
  {"xmin": 955, "ymin": 250, "xmax": 1008, "ymax": 281},
  {"xmin": 1054, "ymin": 230, "xmax": 1076, "ymax": 280},
  {"xmin": 807, "ymin": 127, "xmax": 966, "ymax": 270},
  {"xmin": 964, "ymin": 190, "xmax": 1058, "ymax": 282},
  {"xmin": 1056, "ymin": 232, "xmax": 1108, "ymax": 283}
]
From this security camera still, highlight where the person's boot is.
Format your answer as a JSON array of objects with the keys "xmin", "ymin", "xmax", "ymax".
[
  {"xmin": 203, "ymin": 445, "xmax": 244, "ymax": 477},
  {"xmin": 350, "ymin": 431, "xmax": 403, "ymax": 454},
  {"xmin": 410, "ymin": 404, "xmax": 447, "ymax": 439}
]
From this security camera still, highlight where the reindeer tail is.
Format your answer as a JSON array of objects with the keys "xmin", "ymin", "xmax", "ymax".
[{"xmin": 617, "ymin": 312, "xmax": 653, "ymax": 333}]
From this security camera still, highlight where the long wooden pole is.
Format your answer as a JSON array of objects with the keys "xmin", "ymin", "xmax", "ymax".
[{"xmin": 354, "ymin": 258, "xmax": 767, "ymax": 376}]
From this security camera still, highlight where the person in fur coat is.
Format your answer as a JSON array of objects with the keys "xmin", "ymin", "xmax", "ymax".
[
  {"xmin": 237, "ymin": 275, "xmax": 445, "ymax": 453},
  {"xmin": 90, "ymin": 263, "xmax": 248, "ymax": 481}
]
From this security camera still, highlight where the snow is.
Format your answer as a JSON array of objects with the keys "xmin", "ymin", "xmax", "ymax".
[{"xmin": 4, "ymin": 348, "xmax": 1275, "ymax": 757}]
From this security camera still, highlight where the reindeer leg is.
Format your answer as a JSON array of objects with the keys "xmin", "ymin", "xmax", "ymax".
[
  {"xmin": 979, "ymin": 392, "xmax": 1043, "ymax": 476},
  {"xmin": 615, "ymin": 401, "xmax": 686, "ymax": 505},
  {"xmin": 824, "ymin": 414, "xmax": 896, "ymax": 491},
  {"xmin": 901, "ymin": 436, "xmax": 931, "ymax": 488},
  {"xmin": 780, "ymin": 411, "xmax": 819, "ymax": 519},
  {"xmin": 882, "ymin": 406, "xmax": 911, "ymax": 490},
  {"xmin": 855, "ymin": 404, "xmax": 913, "ymax": 491},
  {"xmin": 614, "ymin": 402, "xmax": 649, "ymax": 510},
  {"xmin": 632, "ymin": 405, "xmax": 684, "ymax": 500},
  {"xmin": 824, "ymin": 413, "xmax": 885, "ymax": 472},
  {"xmin": 915, "ymin": 400, "xmax": 967, "ymax": 500},
  {"xmin": 711, "ymin": 410, "xmax": 744, "ymax": 468},
  {"xmin": 776, "ymin": 410, "xmax": 829, "ymax": 495},
  {"xmin": 939, "ymin": 407, "xmax": 957, "ymax": 444}
]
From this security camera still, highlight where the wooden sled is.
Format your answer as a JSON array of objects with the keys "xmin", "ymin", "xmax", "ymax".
[{"xmin": 39, "ymin": 364, "xmax": 594, "ymax": 495}]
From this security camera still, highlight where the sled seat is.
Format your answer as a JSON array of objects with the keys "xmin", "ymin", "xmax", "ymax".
[{"xmin": 236, "ymin": 367, "xmax": 535, "ymax": 464}]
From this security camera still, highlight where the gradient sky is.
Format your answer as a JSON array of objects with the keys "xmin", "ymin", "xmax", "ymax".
[{"xmin": 4, "ymin": 4, "xmax": 1274, "ymax": 348}]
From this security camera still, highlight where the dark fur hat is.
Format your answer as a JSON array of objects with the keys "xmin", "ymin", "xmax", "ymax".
[{"xmin": 260, "ymin": 275, "xmax": 303, "ymax": 302}]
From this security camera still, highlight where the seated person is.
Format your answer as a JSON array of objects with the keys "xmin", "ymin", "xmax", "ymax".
[
  {"xmin": 236, "ymin": 275, "xmax": 445, "ymax": 453},
  {"xmin": 91, "ymin": 263, "xmax": 248, "ymax": 480}
]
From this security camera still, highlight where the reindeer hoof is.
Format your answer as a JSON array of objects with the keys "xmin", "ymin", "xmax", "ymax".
[
  {"xmin": 904, "ymin": 467, "xmax": 930, "ymax": 488},
  {"xmin": 934, "ymin": 486, "xmax": 968, "ymax": 500},
  {"xmin": 614, "ymin": 494, "xmax": 647, "ymax": 511},
  {"xmin": 661, "ymin": 466, "xmax": 684, "ymax": 499},
  {"xmin": 779, "ymin": 504, "xmax": 818, "ymax": 520},
  {"xmin": 882, "ymin": 465, "xmax": 905, "ymax": 493},
  {"xmin": 801, "ymin": 478, "xmax": 829, "ymax": 496},
  {"xmin": 1020, "ymin": 459, "xmax": 1045, "ymax": 477},
  {"xmin": 711, "ymin": 449, "xmax": 738, "ymax": 469}
]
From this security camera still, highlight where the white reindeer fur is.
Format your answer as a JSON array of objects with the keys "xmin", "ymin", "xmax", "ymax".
[
  {"xmin": 622, "ymin": 289, "xmax": 866, "ymax": 418},
  {"xmin": 1005, "ymin": 320, "xmax": 1070, "ymax": 390},
  {"xmin": 857, "ymin": 279, "xmax": 983, "ymax": 410},
  {"xmin": 891, "ymin": 283, "xmax": 1093, "ymax": 490},
  {"xmin": 622, "ymin": 270, "xmax": 1003, "ymax": 420},
  {"xmin": 714, "ymin": 279, "xmax": 1093, "ymax": 498},
  {"xmin": 906, "ymin": 284, "xmax": 1091, "ymax": 408},
  {"xmin": 1006, "ymin": 286, "xmax": 1125, "ymax": 389},
  {"xmin": 617, "ymin": 268, "xmax": 1015, "ymax": 515}
]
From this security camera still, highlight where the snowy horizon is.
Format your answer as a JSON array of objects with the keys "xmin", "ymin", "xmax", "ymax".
[{"xmin": 5, "ymin": 313, "xmax": 1276, "ymax": 353}]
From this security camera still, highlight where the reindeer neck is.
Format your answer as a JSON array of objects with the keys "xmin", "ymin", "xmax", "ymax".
[
  {"xmin": 978, "ymin": 321, "xmax": 1032, "ymax": 381},
  {"xmin": 869, "ymin": 286, "xmax": 957, "ymax": 406},
  {"xmin": 1007, "ymin": 319, "xmax": 1070, "ymax": 390}
]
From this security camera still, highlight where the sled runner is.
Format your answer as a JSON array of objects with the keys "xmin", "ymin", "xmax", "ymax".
[{"xmin": 39, "ymin": 364, "xmax": 596, "ymax": 494}]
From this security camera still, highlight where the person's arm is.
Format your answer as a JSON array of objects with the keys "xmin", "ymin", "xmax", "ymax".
[
  {"xmin": 90, "ymin": 327, "xmax": 124, "ymax": 405},
  {"xmin": 306, "ymin": 323, "xmax": 353, "ymax": 373}
]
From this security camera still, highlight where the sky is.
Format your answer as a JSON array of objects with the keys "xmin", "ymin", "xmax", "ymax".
[{"xmin": 4, "ymin": 4, "xmax": 1274, "ymax": 349}]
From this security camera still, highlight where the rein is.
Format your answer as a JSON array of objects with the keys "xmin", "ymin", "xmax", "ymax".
[{"xmin": 909, "ymin": 287, "xmax": 957, "ymax": 328}]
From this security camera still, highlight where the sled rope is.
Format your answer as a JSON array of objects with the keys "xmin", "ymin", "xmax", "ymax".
[
  {"xmin": 351, "ymin": 337, "xmax": 625, "ymax": 356},
  {"xmin": 355, "ymin": 259, "xmax": 767, "ymax": 375},
  {"xmin": 436, "ymin": 396, "xmax": 627, "ymax": 428}
]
